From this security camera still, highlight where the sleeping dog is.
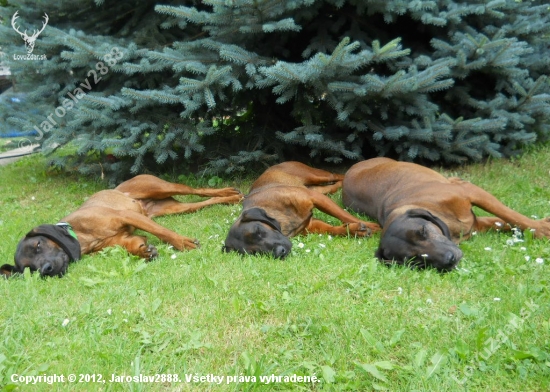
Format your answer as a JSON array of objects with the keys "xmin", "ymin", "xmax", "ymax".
[
  {"xmin": 223, "ymin": 161, "xmax": 380, "ymax": 258},
  {"xmin": 2, "ymin": 175, "xmax": 242, "ymax": 277},
  {"xmin": 342, "ymin": 157, "xmax": 550, "ymax": 271}
]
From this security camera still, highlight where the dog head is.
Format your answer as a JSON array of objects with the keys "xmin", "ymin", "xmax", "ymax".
[
  {"xmin": 223, "ymin": 208, "xmax": 292, "ymax": 259},
  {"xmin": 375, "ymin": 209, "xmax": 463, "ymax": 271},
  {"xmin": 1, "ymin": 224, "xmax": 81, "ymax": 278}
]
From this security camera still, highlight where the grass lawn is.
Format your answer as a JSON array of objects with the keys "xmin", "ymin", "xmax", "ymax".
[
  {"xmin": 0, "ymin": 138, "xmax": 33, "ymax": 152},
  {"xmin": 1, "ymin": 147, "xmax": 549, "ymax": 391}
]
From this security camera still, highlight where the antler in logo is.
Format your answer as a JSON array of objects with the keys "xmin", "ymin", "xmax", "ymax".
[{"xmin": 11, "ymin": 11, "xmax": 49, "ymax": 54}]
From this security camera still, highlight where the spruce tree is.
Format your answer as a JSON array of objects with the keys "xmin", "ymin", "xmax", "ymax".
[{"xmin": 1, "ymin": 0, "xmax": 549, "ymax": 181}]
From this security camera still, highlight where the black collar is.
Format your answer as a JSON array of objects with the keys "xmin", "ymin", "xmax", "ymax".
[{"xmin": 24, "ymin": 223, "xmax": 81, "ymax": 261}]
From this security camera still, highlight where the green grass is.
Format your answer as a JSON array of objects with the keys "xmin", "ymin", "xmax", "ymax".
[
  {"xmin": 1, "ymin": 147, "xmax": 550, "ymax": 391},
  {"xmin": 0, "ymin": 138, "xmax": 29, "ymax": 152}
]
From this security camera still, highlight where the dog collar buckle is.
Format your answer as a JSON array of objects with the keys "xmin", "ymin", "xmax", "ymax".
[{"xmin": 56, "ymin": 222, "xmax": 78, "ymax": 240}]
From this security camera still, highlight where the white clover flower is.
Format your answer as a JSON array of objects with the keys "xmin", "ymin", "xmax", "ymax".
[
  {"xmin": 525, "ymin": 255, "xmax": 530, "ymax": 261},
  {"xmin": 484, "ymin": 247, "xmax": 492, "ymax": 251},
  {"xmin": 494, "ymin": 298, "xmax": 501, "ymax": 301},
  {"xmin": 319, "ymin": 243, "xmax": 326, "ymax": 248},
  {"xmin": 426, "ymin": 298, "xmax": 433, "ymax": 304},
  {"xmin": 62, "ymin": 318, "xmax": 70, "ymax": 327},
  {"xmin": 397, "ymin": 287, "xmax": 403, "ymax": 295},
  {"xmin": 520, "ymin": 246, "xmax": 527, "ymax": 251},
  {"xmin": 535, "ymin": 258, "xmax": 544, "ymax": 264},
  {"xmin": 298, "ymin": 242, "xmax": 305, "ymax": 248},
  {"xmin": 506, "ymin": 239, "xmax": 514, "ymax": 246},
  {"xmin": 421, "ymin": 253, "xmax": 429, "ymax": 258},
  {"xmin": 171, "ymin": 254, "xmax": 177, "ymax": 259},
  {"xmin": 107, "ymin": 309, "xmax": 112, "ymax": 315}
]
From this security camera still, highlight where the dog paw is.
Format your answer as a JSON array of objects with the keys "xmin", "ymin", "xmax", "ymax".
[
  {"xmin": 139, "ymin": 244, "xmax": 158, "ymax": 260},
  {"xmin": 214, "ymin": 194, "xmax": 244, "ymax": 205},
  {"xmin": 219, "ymin": 187, "xmax": 243, "ymax": 197},
  {"xmin": 188, "ymin": 239, "xmax": 201, "ymax": 249},
  {"xmin": 366, "ymin": 222, "xmax": 382, "ymax": 233},
  {"xmin": 345, "ymin": 221, "xmax": 381, "ymax": 237},
  {"xmin": 346, "ymin": 222, "xmax": 370, "ymax": 236},
  {"xmin": 179, "ymin": 238, "xmax": 200, "ymax": 250},
  {"xmin": 533, "ymin": 218, "xmax": 550, "ymax": 238}
]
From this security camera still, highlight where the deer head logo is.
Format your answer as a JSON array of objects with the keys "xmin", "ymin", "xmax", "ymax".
[{"xmin": 11, "ymin": 11, "xmax": 49, "ymax": 54}]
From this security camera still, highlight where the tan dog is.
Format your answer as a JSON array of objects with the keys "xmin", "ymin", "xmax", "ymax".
[
  {"xmin": 342, "ymin": 157, "xmax": 550, "ymax": 271},
  {"xmin": 223, "ymin": 161, "xmax": 380, "ymax": 258},
  {"xmin": 2, "ymin": 175, "xmax": 242, "ymax": 277}
]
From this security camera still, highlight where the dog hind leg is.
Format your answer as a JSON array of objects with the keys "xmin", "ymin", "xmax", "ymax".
[
  {"xmin": 115, "ymin": 174, "xmax": 241, "ymax": 199},
  {"xmin": 259, "ymin": 162, "xmax": 344, "ymax": 193},
  {"xmin": 141, "ymin": 195, "xmax": 242, "ymax": 218}
]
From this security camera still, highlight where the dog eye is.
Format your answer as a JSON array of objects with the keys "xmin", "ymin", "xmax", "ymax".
[
  {"xmin": 417, "ymin": 225, "xmax": 428, "ymax": 239},
  {"xmin": 254, "ymin": 226, "xmax": 266, "ymax": 238},
  {"xmin": 35, "ymin": 240, "xmax": 41, "ymax": 253}
]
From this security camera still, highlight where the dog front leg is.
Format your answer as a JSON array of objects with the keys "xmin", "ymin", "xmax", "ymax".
[
  {"xmin": 473, "ymin": 216, "xmax": 512, "ymax": 234},
  {"xmin": 109, "ymin": 234, "xmax": 159, "ymax": 260},
  {"xmin": 462, "ymin": 182, "xmax": 550, "ymax": 238},
  {"xmin": 308, "ymin": 190, "xmax": 381, "ymax": 234},
  {"xmin": 116, "ymin": 211, "xmax": 199, "ymax": 251},
  {"xmin": 303, "ymin": 218, "xmax": 373, "ymax": 237}
]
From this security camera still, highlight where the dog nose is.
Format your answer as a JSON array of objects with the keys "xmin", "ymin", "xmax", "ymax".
[
  {"xmin": 274, "ymin": 245, "xmax": 289, "ymax": 259},
  {"xmin": 444, "ymin": 250, "xmax": 461, "ymax": 266},
  {"xmin": 40, "ymin": 262, "xmax": 54, "ymax": 275}
]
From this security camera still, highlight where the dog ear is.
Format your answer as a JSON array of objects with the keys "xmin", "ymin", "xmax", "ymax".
[
  {"xmin": 406, "ymin": 209, "xmax": 452, "ymax": 239},
  {"xmin": 241, "ymin": 208, "xmax": 282, "ymax": 232},
  {"xmin": 0, "ymin": 264, "xmax": 16, "ymax": 278}
]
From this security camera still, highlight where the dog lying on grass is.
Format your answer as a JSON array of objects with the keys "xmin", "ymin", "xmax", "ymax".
[
  {"xmin": 223, "ymin": 161, "xmax": 380, "ymax": 258},
  {"xmin": 342, "ymin": 157, "xmax": 550, "ymax": 271},
  {"xmin": 1, "ymin": 174, "xmax": 242, "ymax": 277}
]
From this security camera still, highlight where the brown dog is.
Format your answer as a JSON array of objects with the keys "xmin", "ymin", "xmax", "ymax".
[
  {"xmin": 1, "ymin": 175, "xmax": 242, "ymax": 277},
  {"xmin": 342, "ymin": 157, "xmax": 550, "ymax": 271},
  {"xmin": 223, "ymin": 161, "xmax": 380, "ymax": 258}
]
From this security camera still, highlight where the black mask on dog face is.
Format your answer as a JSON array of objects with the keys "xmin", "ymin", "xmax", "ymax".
[
  {"xmin": 223, "ymin": 208, "xmax": 292, "ymax": 259},
  {"xmin": 3, "ymin": 224, "xmax": 81, "ymax": 277},
  {"xmin": 375, "ymin": 209, "xmax": 463, "ymax": 271}
]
